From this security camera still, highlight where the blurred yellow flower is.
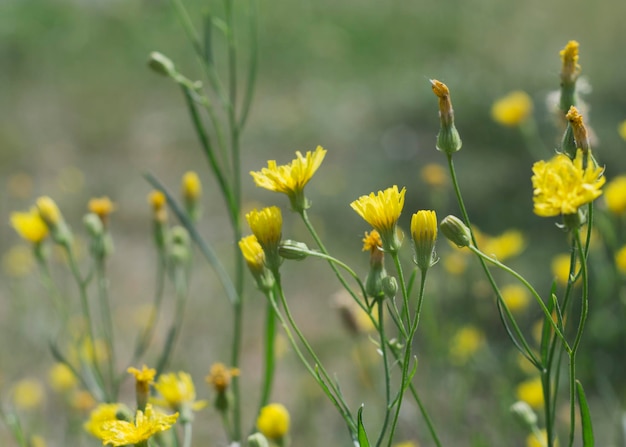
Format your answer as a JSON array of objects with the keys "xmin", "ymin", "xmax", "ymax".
[
  {"xmin": 516, "ymin": 377, "xmax": 544, "ymax": 409},
  {"xmin": 501, "ymin": 284, "xmax": 530, "ymax": 313},
  {"xmin": 246, "ymin": 207, "xmax": 283, "ymax": 249},
  {"xmin": 420, "ymin": 163, "xmax": 447, "ymax": 187},
  {"xmin": 394, "ymin": 442, "xmax": 420, "ymax": 447},
  {"xmin": 128, "ymin": 365, "xmax": 156, "ymax": 394},
  {"xmin": 84, "ymin": 403, "xmax": 129, "ymax": 438},
  {"xmin": 10, "ymin": 208, "xmax": 49, "ymax": 243},
  {"xmin": 551, "ymin": 253, "xmax": 579, "ymax": 285},
  {"xmin": 619, "ymin": 120, "xmax": 626, "ymax": 141},
  {"xmin": 48, "ymin": 363, "xmax": 77, "ymax": 393},
  {"xmin": 250, "ymin": 146, "xmax": 326, "ymax": 211},
  {"xmin": 36, "ymin": 196, "xmax": 62, "ymax": 227},
  {"xmin": 604, "ymin": 175, "xmax": 626, "ymax": 214},
  {"xmin": 206, "ymin": 363, "xmax": 240, "ymax": 393},
  {"xmin": 12, "ymin": 378, "xmax": 45, "ymax": 410},
  {"xmin": 482, "ymin": 230, "xmax": 525, "ymax": 261},
  {"xmin": 560, "ymin": 40, "xmax": 580, "ymax": 82},
  {"xmin": 351, "ymin": 185, "xmax": 405, "ymax": 252},
  {"xmin": 532, "ymin": 149, "xmax": 604, "ymax": 217},
  {"xmin": 2, "ymin": 245, "xmax": 36, "ymax": 277},
  {"xmin": 491, "ymin": 91, "xmax": 533, "ymax": 127},
  {"xmin": 239, "ymin": 235, "xmax": 265, "ymax": 273},
  {"xmin": 154, "ymin": 372, "xmax": 207, "ymax": 412},
  {"xmin": 449, "ymin": 325, "xmax": 485, "ymax": 365},
  {"xmin": 181, "ymin": 171, "xmax": 202, "ymax": 201},
  {"xmin": 148, "ymin": 190, "xmax": 166, "ymax": 211},
  {"xmin": 71, "ymin": 390, "xmax": 96, "ymax": 411},
  {"xmin": 362, "ymin": 230, "xmax": 382, "ymax": 252},
  {"xmin": 411, "ymin": 210, "xmax": 438, "ymax": 271},
  {"xmin": 615, "ymin": 245, "xmax": 626, "ymax": 275},
  {"xmin": 88, "ymin": 196, "xmax": 115, "ymax": 223},
  {"xmin": 257, "ymin": 403, "xmax": 290, "ymax": 440},
  {"xmin": 99, "ymin": 404, "xmax": 178, "ymax": 447},
  {"xmin": 30, "ymin": 435, "xmax": 47, "ymax": 447},
  {"xmin": 442, "ymin": 251, "xmax": 468, "ymax": 276}
]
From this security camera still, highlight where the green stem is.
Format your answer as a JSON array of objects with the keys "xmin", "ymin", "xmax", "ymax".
[
  {"xmin": 256, "ymin": 299, "xmax": 276, "ymax": 414},
  {"xmin": 374, "ymin": 300, "xmax": 392, "ymax": 447},
  {"xmin": 182, "ymin": 420, "xmax": 193, "ymax": 447},
  {"xmin": 95, "ymin": 257, "xmax": 116, "ymax": 396}
]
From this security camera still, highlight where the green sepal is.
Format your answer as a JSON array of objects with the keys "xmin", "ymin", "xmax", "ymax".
[{"xmin": 357, "ymin": 405, "xmax": 370, "ymax": 447}]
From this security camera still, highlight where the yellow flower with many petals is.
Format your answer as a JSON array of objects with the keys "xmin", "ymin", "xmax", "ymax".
[
  {"xmin": 84, "ymin": 403, "xmax": 130, "ymax": 438},
  {"xmin": 351, "ymin": 185, "xmax": 406, "ymax": 253},
  {"xmin": 154, "ymin": 372, "xmax": 207, "ymax": 413},
  {"xmin": 516, "ymin": 377, "xmax": 544, "ymax": 409},
  {"xmin": 491, "ymin": 91, "xmax": 533, "ymax": 127},
  {"xmin": 532, "ymin": 149, "xmax": 604, "ymax": 217},
  {"xmin": 10, "ymin": 208, "xmax": 49, "ymax": 244},
  {"xmin": 206, "ymin": 363, "xmax": 240, "ymax": 393},
  {"xmin": 239, "ymin": 235, "xmax": 265, "ymax": 274},
  {"xmin": 246, "ymin": 207, "xmax": 282, "ymax": 271},
  {"xmin": 256, "ymin": 403, "xmax": 290, "ymax": 440},
  {"xmin": 604, "ymin": 175, "xmax": 626, "ymax": 214},
  {"xmin": 411, "ymin": 210, "xmax": 437, "ymax": 271},
  {"xmin": 99, "ymin": 404, "xmax": 178, "ymax": 447},
  {"xmin": 251, "ymin": 146, "xmax": 326, "ymax": 211}
]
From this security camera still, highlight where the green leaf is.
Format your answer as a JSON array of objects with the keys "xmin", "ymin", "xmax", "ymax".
[
  {"xmin": 357, "ymin": 406, "xmax": 370, "ymax": 447},
  {"xmin": 576, "ymin": 380, "xmax": 594, "ymax": 447}
]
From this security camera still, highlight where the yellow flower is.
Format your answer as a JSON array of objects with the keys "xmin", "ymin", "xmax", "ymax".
[
  {"xmin": 449, "ymin": 325, "xmax": 485, "ymax": 365},
  {"xmin": 154, "ymin": 372, "xmax": 207, "ymax": 412},
  {"xmin": 181, "ymin": 171, "xmax": 202, "ymax": 201},
  {"xmin": 362, "ymin": 230, "xmax": 382, "ymax": 252},
  {"xmin": 501, "ymin": 284, "xmax": 530, "ymax": 313},
  {"xmin": 2, "ymin": 244, "xmax": 36, "ymax": 277},
  {"xmin": 482, "ymin": 230, "xmax": 525, "ymax": 261},
  {"xmin": 615, "ymin": 245, "xmax": 626, "ymax": 275},
  {"xmin": 551, "ymin": 253, "xmax": 579, "ymax": 285},
  {"xmin": 250, "ymin": 146, "xmax": 326, "ymax": 211},
  {"xmin": 99, "ymin": 404, "xmax": 178, "ymax": 447},
  {"xmin": 619, "ymin": 120, "xmax": 626, "ymax": 141},
  {"xmin": 71, "ymin": 390, "xmax": 96, "ymax": 411},
  {"xmin": 30, "ymin": 435, "xmax": 47, "ymax": 447},
  {"xmin": 411, "ymin": 210, "xmax": 437, "ymax": 271},
  {"xmin": 246, "ymin": 207, "xmax": 282, "ymax": 248},
  {"xmin": 84, "ymin": 402, "xmax": 129, "ymax": 438},
  {"xmin": 442, "ymin": 251, "xmax": 467, "ymax": 276},
  {"xmin": 560, "ymin": 40, "xmax": 581, "ymax": 83},
  {"xmin": 394, "ymin": 442, "xmax": 420, "ymax": 447},
  {"xmin": 532, "ymin": 149, "xmax": 604, "ymax": 217},
  {"xmin": 351, "ymin": 186, "xmax": 406, "ymax": 252},
  {"xmin": 565, "ymin": 106, "xmax": 590, "ymax": 152},
  {"xmin": 206, "ymin": 363, "xmax": 240, "ymax": 393},
  {"xmin": 527, "ymin": 429, "xmax": 558, "ymax": 447},
  {"xmin": 36, "ymin": 196, "xmax": 62, "ymax": 227},
  {"xmin": 420, "ymin": 163, "xmax": 447, "ymax": 187},
  {"xmin": 48, "ymin": 363, "xmax": 77, "ymax": 392},
  {"xmin": 516, "ymin": 377, "xmax": 544, "ymax": 409},
  {"xmin": 148, "ymin": 190, "xmax": 166, "ymax": 211},
  {"xmin": 128, "ymin": 365, "xmax": 156, "ymax": 409},
  {"xmin": 256, "ymin": 403, "xmax": 290, "ymax": 440},
  {"xmin": 239, "ymin": 235, "xmax": 265, "ymax": 273},
  {"xmin": 491, "ymin": 91, "xmax": 533, "ymax": 127},
  {"xmin": 88, "ymin": 196, "xmax": 115, "ymax": 222},
  {"xmin": 604, "ymin": 175, "xmax": 626, "ymax": 214},
  {"xmin": 12, "ymin": 378, "xmax": 45, "ymax": 410},
  {"xmin": 10, "ymin": 208, "xmax": 49, "ymax": 243}
]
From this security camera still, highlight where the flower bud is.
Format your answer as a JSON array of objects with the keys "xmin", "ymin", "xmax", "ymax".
[
  {"xmin": 510, "ymin": 401, "xmax": 538, "ymax": 429},
  {"xmin": 440, "ymin": 215, "xmax": 472, "ymax": 248},
  {"xmin": 279, "ymin": 240, "xmax": 310, "ymax": 261},
  {"xmin": 382, "ymin": 276, "xmax": 398, "ymax": 298},
  {"xmin": 411, "ymin": 210, "xmax": 438, "ymax": 271},
  {"xmin": 247, "ymin": 433, "xmax": 270, "ymax": 447},
  {"xmin": 148, "ymin": 52, "xmax": 176, "ymax": 77},
  {"xmin": 431, "ymin": 79, "xmax": 462, "ymax": 155}
]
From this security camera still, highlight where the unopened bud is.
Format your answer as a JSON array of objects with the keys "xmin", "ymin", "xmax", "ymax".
[
  {"xmin": 382, "ymin": 276, "xmax": 398, "ymax": 298},
  {"xmin": 440, "ymin": 215, "xmax": 472, "ymax": 248},
  {"xmin": 279, "ymin": 240, "xmax": 310, "ymax": 261},
  {"xmin": 148, "ymin": 52, "xmax": 176, "ymax": 77}
]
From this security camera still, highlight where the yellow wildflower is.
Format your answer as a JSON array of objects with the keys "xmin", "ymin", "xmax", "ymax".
[
  {"xmin": 449, "ymin": 325, "xmax": 485, "ymax": 365},
  {"xmin": 351, "ymin": 185, "xmax": 405, "ymax": 253},
  {"xmin": 99, "ymin": 404, "xmax": 178, "ymax": 447},
  {"xmin": 411, "ymin": 210, "xmax": 437, "ymax": 271},
  {"xmin": 532, "ymin": 149, "xmax": 604, "ymax": 217},
  {"xmin": 148, "ymin": 190, "xmax": 166, "ymax": 211},
  {"xmin": 84, "ymin": 402, "xmax": 129, "ymax": 438},
  {"xmin": 30, "ymin": 435, "xmax": 47, "ymax": 447},
  {"xmin": 256, "ymin": 403, "xmax": 290, "ymax": 440},
  {"xmin": 10, "ymin": 208, "xmax": 49, "ymax": 243},
  {"xmin": 442, "ymin": 251, "xmax": 467, "ymax": 276},
  {"xmin": 154, "ymin": 372, "xmax": 207, "ymax": 412},
  {"xmin": 516, "ymin": 377, "xmax": 544, "ymax": 409},
  {"xmin": 246, "ymin": 207, "xmax": 282, "ymax": 249},
  {"xmin": 48, "ymin": 363, "xmax": 77, "ymax": 392},
  {"xmin": 71, "ymin": 390, "xmax": 96, "ymax": 411},
  {"xmin": 420, "ymin": 163, "xmax": 447, "ymax": 187},
  {"xmin": 181, "ymin": 171, "xmax": 202, "ymax": 201},
  {"xmin": 565, "ymin": 106, "xmax": 590, "ymax": 152},
  {"xmin": 619, "ymin": 120, "xmax": 626, "ymax": 141},
  {"xmin": 482, "ymin": 230, "xmax": 525, "ymax": 261},
  {"xmin": 128, "ymin": 365, "xmax": 156, "ymax": 410},
  {"xmin": 362, "ymin": 230, "xmax": 382, "ymax": 252},
  {"xmin": 239, "ymin": 234, "xmax": 265, "ymax": 274},
  {"xmin": 430, "ymin": 79, "xmax": 462, "ymax": 154},
  {"xmin": 88, "ymin": 196, "xmax": 115, "ymax": 223},
  {"xmin": 604, "ymin": 175, "xmax": 626, "ymax": 214},
  {"xmin": 206, "ymin": 363, "xmax": 240, "ymax": 393},
  {"xmin": 551, "ymin": 253, "xmax": 579, "ymax": 285},
  {"xmin": 560, "ymin": 40, "xmax": 581, "ymax": 83},
  {"xmin": 250, "ymin": 145, "xmax": 326, "ymax": 211},
  {"xmin": 2, "ymin": 244, "xmax": 35, "ymax": 277},
  {"xmin": 12, "ymin": 378, "xmax": 45, "ymax": 410},
  {"xmin": 501, "ymin": 284, "xmax": 530, "ymax": 313},
  {"xmin": 491, "ymin": 91, "xmax": 533, "ymax": 127},
  {"xmin": 615, "ymin": 245, "xmax": 626, "ymax": 275},
  {"xmin": 36, "ymin": 196, "xmax": 62, "ymax": 227}
]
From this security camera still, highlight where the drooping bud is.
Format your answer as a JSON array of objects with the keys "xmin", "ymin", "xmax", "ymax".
[{"xmin": 439, "ymin": 215, "xmax": 472, "ymax": 248}]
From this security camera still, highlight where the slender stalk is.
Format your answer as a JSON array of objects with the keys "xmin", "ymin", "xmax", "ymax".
[
  {"xmin": 95, "ymin": 257, "xmax": 116, "ymax": 396},
  {"xmin": 256, "ymin": 299, "xmax": 276, "ymax": 413},
  {"xmin": 182, "ymin": 420, "xmax": 193, "ymax": 447},
  {"xmin": 374, "ymin": 300, "xmax": 392, "ymax": 447}
]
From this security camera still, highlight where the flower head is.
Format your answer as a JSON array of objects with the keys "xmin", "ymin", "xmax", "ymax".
[
  {"xmin": 516, "ymin": 377, "xmax": 544, "ymax": 409},
  {"xmin": 239, "ymin": 235, "xmax": 265, "ymax": 274},
  {"xmin": 430, "ymin": 79, "xmax": 462, "ymax": 154},
  {"xmin": 36, "ymin": 196, "xmax": 62, "ymax": 227},
  {"xmin": 256, "ymin": 403, "xmax": 290, "ymax": 441},
  {"xmin": 98, "ymin": 404, "xmax": 178, "ymax": 447},
  {"xmin": 420, "ymin": 163, "xmax": 447, "ymax": 188},
  {"xmin": 482, "ymin": 230, "xmax": 525, "ymax": 261},
  {"xmin": 250, "ymin": 146, "xmax": 326, "ymax": 211},
  {"xmin": 48, "ymin": 362, "xmax": 77, "ymax": 392},
  {"xmin": 246, "ymin": 207, "xmax": 283, "ymax": 271},
  {"xmin": 128, "ymin": 365, "xmax": 156, "ymax": 410},
  {"xmin": 182, "ymin": 171, "xmax": 202, "ymax": 201},
  {"xmin": 351, "ymin": 186, "xmax": 405, "ymax": 253},
  {"xmin": 491, "ymin": 91, "xmax": 533, "ymax": 127},
  {"xmin": 154, "ymin": 372, "xmax": 207, "ymax": 413},
  {"xmin": 560, "ymin": 40, "xmax": 581, "ymax": 84},
  {"xmin": 10, "ymin": 208, "xmax": 49, "ymax": 244},
  {"xmin": 532, "ymin": 149, "xmax": 604, "ymax": 217},
  {"xmin": 84, "ymin": 403, "xmax": 130, "ymax": 439},
  {"xmin": 206, "ymin": 363, "xmax": 240, "ymax": 394},
  {"xmin": 604, "ymin": 175, "xmax": 626, "ymax": 214},
  {"xmin": 449, "ymin": 325, "xmax": 485, "ymax": 365},
  {"xmin": 410, "ymin": 210, "xmax": 438, "ymax": 271},
  {"xmin": 12, "ymin": 379, "xmax": 45, "ymax": 410},
  {"xmin": 565, "ymin": 106, "xmax": 590, "ymax": 153},
  {"xmin": 88, "ymin": 196, "xmax": 115, "ymax": 225},
  {"xmin": 501, "ymin": 284, "xmax": 530, "ymax": 313}
]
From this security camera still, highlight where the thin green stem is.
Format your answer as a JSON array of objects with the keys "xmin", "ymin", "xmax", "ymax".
[
  {"xmin": 256, "ymin": 299, "xmax": 276, "ymax": 414},
  {"xmin": 374, "ymin": 300, "xmax": 392, "ymax": 447},
  {"xmin": 238, "ymin": 0, "xmax": 259, "ymax": 129},
  {"xmin": 95, "ymin": 257, "xmax": 116, "ymax": 396}
]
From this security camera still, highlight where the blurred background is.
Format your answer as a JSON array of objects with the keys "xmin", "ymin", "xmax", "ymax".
[{"xmin": 1, "ymin": 0, "xmax": 625, "ymax": 445}]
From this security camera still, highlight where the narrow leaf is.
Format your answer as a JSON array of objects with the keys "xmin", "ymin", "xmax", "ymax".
[
  {"xmin": 576, "ymin": 380, "xmax": 594, "ymax": 447},
  {"xmin": 357, "ymin": 406, "xmax": 370, "ymax": 447}
]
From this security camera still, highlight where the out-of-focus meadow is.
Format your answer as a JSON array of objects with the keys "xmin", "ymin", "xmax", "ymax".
[{"xmin": 1, "ymin": 0, "xmax": 626, "ymax": 445}]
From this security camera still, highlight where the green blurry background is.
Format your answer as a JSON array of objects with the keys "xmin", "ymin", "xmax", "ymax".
[{"xmin": 1, "ymin": 0, "xmax": 625, "ymax": 445}]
